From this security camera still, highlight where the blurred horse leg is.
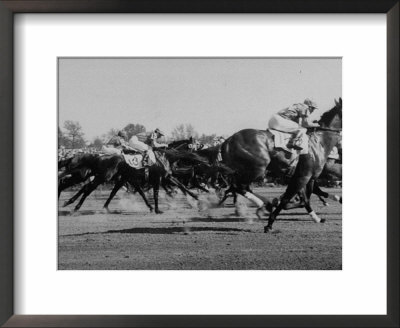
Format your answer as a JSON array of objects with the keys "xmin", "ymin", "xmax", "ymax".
[
  {"xmin": 168, "ymin": 175, "xmax": 199, "ymax": 200},
  {"xmin": 63, "ymin": 182, "xmax": 87, "ymax": 207},
  {"xmin": 264, "ymin": 180, "xmax": 301, "ymax": 232},
  {"xmin": 313, "ymin": 181, "xmax": 342, "ymax": 204},
  {"xmin": 135, "ymin": 185, "xmax": 153, "ymax": 212},
  {"xmin": 152, "ymin": 176, "xmax": 162, "ymax": 214},
  {"xmin": 103, "ymin": 178, "xmax": 125, "ymax": 212},
  {"xmin": 73, "ymin": 178, "xmax": 103, "ymax": 211},
  {"xmin": 218, "ymin": 185, "xmax": 234, "ymax": 205}
]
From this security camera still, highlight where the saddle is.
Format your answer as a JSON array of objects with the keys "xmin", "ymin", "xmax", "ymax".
[
  {"xmin": 267, "ymin": 129, "xmax": 309, "ymax": 155},
  {"xmin": 122, "ymin": 153, "xmax": 145, "ymax": 169}
]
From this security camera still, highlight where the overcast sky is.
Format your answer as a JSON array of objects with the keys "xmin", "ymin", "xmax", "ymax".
[{"xmin": 58, "ymin": 58, "xmax": 341, "ymax": 141}]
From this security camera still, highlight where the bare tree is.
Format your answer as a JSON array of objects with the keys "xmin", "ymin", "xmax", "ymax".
[
  {"xmin": 92, "ymin": 137, "xmax": 103, "ymax": 150},
  {"xmin": 123, "ymin": 123, "xmax": 146, "ymax": 139},
  {"xmin": 101, "ymin": 128, "xmax": 119, "ymax": 143},
  {"xmin": 63, "ymin": 120, "xmax": 86, "ymax": 148},
  {"xmin": 171, "ymin": 123, "xmax": 199, "ymax": 140}
]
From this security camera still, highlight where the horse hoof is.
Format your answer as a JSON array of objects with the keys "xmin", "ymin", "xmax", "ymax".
[
  {"xmin": 155, "ymin": 210, "xmax": 163, "ymax": 214},
  {"xmin": 149, "ymin": 207, "xmax": 154, "ymax": 213},
  {"xmin": 256, "ymin": 208, "xmax": 264, "ymax": 219},
  {"xmin": 320, "ymin": 218, "xmax": 326, "ymax": 223},
  {"xmin": 264, "ymin": 226, "xmax": 272, "ymax": 233}
]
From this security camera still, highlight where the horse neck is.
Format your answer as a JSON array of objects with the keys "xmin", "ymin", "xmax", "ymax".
[
  {"xmin": 173, "ymin": 142, "xmax": 188, "ymax": 151},
  {"xmin": 314, "ymin": 131, "xmax": 340, "ymax": 158},
  {"xmin": 154, "ymin": 151, "xmax": 171, "ymax": 172},
  {"xmin": 197, "ymin": 146, "xmax": 218, "ymax": 162}
]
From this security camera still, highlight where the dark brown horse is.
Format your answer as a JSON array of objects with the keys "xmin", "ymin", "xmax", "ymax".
[
  {"xmin": 58, "ymin": 153, "xmax": 100, "ymax": 198},
  {"xmin": 264, "ymin": 98, "xmax": 342, "ymax": 232},
  {"xmin": 61, "ymin": 149, "xmax": 207, "ymax": 213},
  {"xmin": 101, "ymin": 149, "xmax": 205, "ymax": 213},
  {"xmin": 220, "ymin": 98, "xmax": 342, "ymax": 225}
]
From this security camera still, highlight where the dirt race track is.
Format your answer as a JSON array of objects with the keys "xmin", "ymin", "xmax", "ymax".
[{"xmin": 58, "ymin": 187, "xmax": 342, "ymax": 270}]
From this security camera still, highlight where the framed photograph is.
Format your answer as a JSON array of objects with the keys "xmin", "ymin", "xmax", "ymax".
[{"xmin": 1, "ymin": 1, "xmax": 398, "ymax": 327}]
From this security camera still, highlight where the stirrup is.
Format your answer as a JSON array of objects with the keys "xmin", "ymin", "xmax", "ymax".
[{"xmin": 288, "ymin": 139, "xmax": 303, "ymax": 150}]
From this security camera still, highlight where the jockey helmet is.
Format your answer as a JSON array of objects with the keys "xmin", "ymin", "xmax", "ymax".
[
  {"xmin": 154, "ymin": 128, "xmax": 164, "ymax": 136},
  {"xmin": 304, "ymin": 98, "xmax": 318, "ymax": 110},
  {"xmin": 117, "ymin": 130, "xmax": 128, "ymax": 139}
]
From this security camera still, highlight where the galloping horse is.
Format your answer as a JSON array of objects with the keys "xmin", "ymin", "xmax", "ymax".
[
  {"xmin": 265, "ymin": 99, "xmax": 342, "ymax": 231},
  {"xmin": 58, "ymin": 153, "xmax": 98, "ymax": 198},
  {"xmin": 62, "ymin": 149, "xmax": 207, "ymax": 213},
  {"xmin": 221, "ymin": 98, "xmax": 342, "ymax": 224}
]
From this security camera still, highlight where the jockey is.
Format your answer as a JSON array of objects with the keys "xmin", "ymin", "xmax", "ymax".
[
  {"xmin": 268, "ymin": 98, "xmax": 319, "ymax": 150},
  {"xmin": 128, "ymin": 128, "xmax": 168, "ymax": 166},
  {"xmin": 106, "ymin": 130, "xmax": 135, "ymax": 153},
  {"xmin": 149, "ymin": 128, "xmax": 168, "ymax": 149},
  {"xmin": 212, "ymin": 136, "xmax": 225, "ymax": 147}
]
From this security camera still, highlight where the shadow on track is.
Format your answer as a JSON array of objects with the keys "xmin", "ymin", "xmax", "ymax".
[{"xmin": 62, "ymin": 226, "xmax": 253, "ymax": 237}]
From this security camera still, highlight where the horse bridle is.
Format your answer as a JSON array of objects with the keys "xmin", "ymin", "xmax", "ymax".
[{"xmin": 308, "ymin": 126, "xmax": 342, "ymax": 134}]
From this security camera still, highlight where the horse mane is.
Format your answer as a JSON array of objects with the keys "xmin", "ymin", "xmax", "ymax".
[
  {"xmin": 318, "ymin": 98, "xmax": 342, "ymax": 127},
  {"xmin": 157, "ymin": 148, "xmax": 209, "ymax": 166},
  {"xmin": 168, "ymin": 138, "xmax": 193, "ymax": 149},
  {"xmin": 196, "ymin": 145, "xmax": 220, "ymax": 162}
]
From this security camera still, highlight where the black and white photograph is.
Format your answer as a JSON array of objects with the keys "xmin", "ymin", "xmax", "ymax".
[{"xmin": 58, "ymin": 57, "xmax": 342, "ymax": 270}]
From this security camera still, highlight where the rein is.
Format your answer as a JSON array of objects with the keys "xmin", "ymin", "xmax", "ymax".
[{"xmin": 308, "ymin": 127, "xmax": 342, "ymax": 134}]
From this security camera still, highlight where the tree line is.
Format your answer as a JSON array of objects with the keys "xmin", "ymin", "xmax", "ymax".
[{"xmin": 59, "ymin": 121, "xmax": 222, "ymax": 149}]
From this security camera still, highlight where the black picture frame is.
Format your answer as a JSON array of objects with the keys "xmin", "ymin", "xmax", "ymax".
[{"xmin": 0, "ymin": 1, "xmax": 398, "ymax": 327}]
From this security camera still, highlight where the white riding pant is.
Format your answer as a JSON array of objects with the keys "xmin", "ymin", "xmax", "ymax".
[
  {"xmin": 101, "ymin": 145, "xmax": 122, "ymax": 155},
  {"xmin": 128, "ymin": 136, "xmax": 150, "ymax": 152},
  {"xmin": 268, "ymin": 114, "xmax": 308, "ymax": 149}
]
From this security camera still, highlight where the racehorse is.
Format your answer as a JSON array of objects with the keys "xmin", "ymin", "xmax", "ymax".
[
  {"xmin": 220, "ymin": 98, "xmax": 342, "ymax": 225},
  {"xmin": 168, "ymin": 137, "xmax": 195, "ymax": 151},
  {"xmin": 62, "ymin": 149, "xmax": 207, "ymax": 213},
  {"xmin": 264, "ymin": 98, "xmax": 342, "ymax": 232},
  {"xmin": 58, "ymin": 153, "xmax": 98, "ymax": 198},
  {"xmin": 170, "ymin": 145, "xmax": 234, "ymax": 191}
]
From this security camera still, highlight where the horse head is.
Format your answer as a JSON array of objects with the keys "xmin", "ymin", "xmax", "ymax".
[
  {"xmin": 168, "ymin": 138, "xmax": 196, "ymax": 151},
  {"xmin": 318, "ymin": 97, "xmax": 342, "ymax": 130}
]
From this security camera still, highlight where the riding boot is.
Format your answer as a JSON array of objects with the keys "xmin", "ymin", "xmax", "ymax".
[
  {"xmin": 142, "ymin": 150, "xmax": 149, "ymax": 166},
  {"xmin": 288, "ymin": 131, "xmax": 303, "ymax": 150}
]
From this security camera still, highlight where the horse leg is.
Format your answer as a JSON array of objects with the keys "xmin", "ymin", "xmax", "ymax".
[
  {"xmin": 161, "ymin": 178, "xmax": 174, "ymax": 196},
  {"xmin": 152, "ymin": 178, "xmax": 162, "ymax": 214},
  {"xmin": 63, "ymin": 182, "xmax": 87, "ymax": 207},
  {"xmin": 265, "ymin": 174, "xmax": 320, "ymax": 232},
  {"xmin": 74, "ymin": 178, "xmax": 102, "ymax": 212},
  {"xmin": 264, "ymin": 183, "xmax": 300, "ymax": 232},
  {"xmin": 218, "ymin": 185, "xmax": 234, "ymax": 206},
  {"xmin": 103, "ymin": 179, "xmax": 124, "ymax": 212},
  {"xmin": 235, "ymin": 188, "xmax": 272, "ymax": 219},
  {"xmin": 232, "ymin": 191, "xmax": 237, "ymax": 204},
  {"xmin": 135, "ymin": 185, "xmax": 154, "ymax": 212},
  {"xmin": 193, "ymin": 178, "xmax": 210, "ymax": 193},
  {"xmin": 313, "ymin": 181, "xmax": 342, "ymax": 204},
  {"xmin": 303, "ymin": 179, "xmax": 324, "ymax": 223},
  {"xmin": 168, "ymin": 176, "xmax": 199, "ymax": 200}
]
